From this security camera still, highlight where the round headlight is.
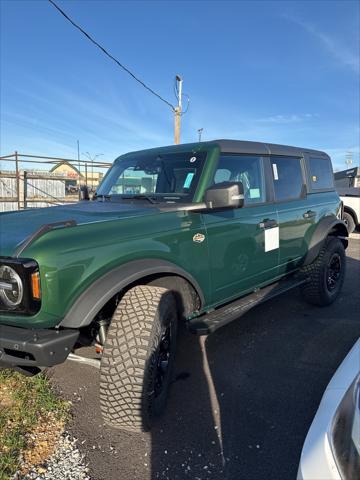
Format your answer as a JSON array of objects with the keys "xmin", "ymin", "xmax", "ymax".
[{"xmin": 0, "ymin": 265, "xmax": 23, "ymax": 308}]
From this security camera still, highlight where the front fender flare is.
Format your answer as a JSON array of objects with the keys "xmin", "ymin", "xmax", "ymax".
[
  {"xmin": 59, "ymin": 259, "xmax": 205, "ymax": 328},
  {"xmin": 302, "ymin": 216, "xmax": 348, "ymax": 266}
]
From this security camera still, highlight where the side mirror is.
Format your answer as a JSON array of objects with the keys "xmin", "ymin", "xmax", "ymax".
[{"xmin": 205, "ymin": 182, "xmax": 244, "ymax": 210}]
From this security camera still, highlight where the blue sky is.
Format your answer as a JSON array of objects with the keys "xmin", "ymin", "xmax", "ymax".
[{"xmin": 0, "ymin": 0, "xmax": 359, "ymax": 170}]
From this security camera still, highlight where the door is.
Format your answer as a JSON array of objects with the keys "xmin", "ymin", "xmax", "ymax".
[
  {"xmin": 202, "ymin": 154, "xmax": 280, "ymax": 305},
  {"xmin": 270, "ymin": 156, "xmax": 314, "ymax": 274}
]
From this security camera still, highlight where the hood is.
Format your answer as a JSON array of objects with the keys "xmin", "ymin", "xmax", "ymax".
[{"xmin": 0, "ymin": 201, "xmax": 157, "ymax": 257}]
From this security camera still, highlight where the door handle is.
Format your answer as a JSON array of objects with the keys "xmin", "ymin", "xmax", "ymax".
[
  {"xmin": 258, "ymin": 219, "xmax": 278, "ymax": 229},
  {"xmin": 303, "ymin": 210, "xmax": 316, "ymax": 219}
]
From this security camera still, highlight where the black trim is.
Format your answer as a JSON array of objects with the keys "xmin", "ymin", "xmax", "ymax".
[
  {"xmin": 188, "ymin": 275, "xmax": 308, "ymax": 335},
  {"xmin": 14, "ymin": 220, "xmax": 77, "ymax": 258},
  {"xmin": 0, "ymin": 258, "xmax": 41, "ymax": 315},
  {"xmin": 60, "ymin": 259, "xmax": 205, "ymax": 328},
  {"xmin": 120, "ymin": 140, "xmax": 329, "ymax": 165},
  {"xmin": 211, "ymin": 140, "xmax": 328, "ymax": 158},
  {"xmin": 302, "ymin": 216, "xmax": 348, "ymax": 266},
  {"xmin": 0, "ymin": 325, "xmax": 79, "ymax": 368}
]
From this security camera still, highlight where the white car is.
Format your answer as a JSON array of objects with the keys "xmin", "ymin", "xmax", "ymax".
[
  {"xmin": 297, "ymin": 338, "xmax": 360, "ymax": 480},
  {"xmin": 338, "ymin": 188, "xmax": 360, "ymax": 234}
]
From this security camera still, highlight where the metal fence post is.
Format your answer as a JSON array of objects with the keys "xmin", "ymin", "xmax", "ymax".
[
  {"xmin": 15, "ymin": 151, "xmax": 20, "ymax": 210},
  {"xmin": 23, "ymin": 171, "xmax": 27, "ymax": 209}
]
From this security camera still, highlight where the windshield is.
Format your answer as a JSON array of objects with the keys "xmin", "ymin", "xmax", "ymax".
[{"xmin": 97, "ymin": 151, "xmax": 207, "ymax": 202}]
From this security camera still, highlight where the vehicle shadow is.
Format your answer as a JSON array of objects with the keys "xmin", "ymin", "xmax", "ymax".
[
  {"xmin": 150, "ymin": 255, "xmax": 360, "ymax": 480},
  {"xmin": 150, "ymin": 325, "xmax": 225, "ymax": 479}
]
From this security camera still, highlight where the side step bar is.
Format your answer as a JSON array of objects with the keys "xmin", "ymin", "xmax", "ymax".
[{"xmin": 188, "ymin": 276, "xmax": 308, "ymax": 335}]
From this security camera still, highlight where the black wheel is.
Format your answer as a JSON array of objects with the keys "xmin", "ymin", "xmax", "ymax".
[
  {"xmin": 99, "ymin": 285, "xmax": 178, "ymax": 432},
  {"xmin": 301, "ymin": 237, "xmax": 346, "ymax": 306},
  {"xmin": 343, "ymin": 212, "xmax": 356, "ymax": 234}
]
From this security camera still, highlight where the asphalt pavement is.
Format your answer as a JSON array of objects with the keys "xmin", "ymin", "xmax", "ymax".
[{"xmin": 50, "ymin": 234, "xmax": 360, "ymax": 480}]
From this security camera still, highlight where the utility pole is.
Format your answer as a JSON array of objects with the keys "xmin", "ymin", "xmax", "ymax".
[
  {"xmin": 198, "ymin": 128, "xmax": 204, "ymax": 142},
  {"xmin": 174, "ymin": 75, "xmax": 182, "ymax": 145}
]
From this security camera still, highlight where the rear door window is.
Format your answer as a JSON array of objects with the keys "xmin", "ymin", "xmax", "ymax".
[
  {"xmin": 308, "ymin": 157, "xmax": 334, "ymax": 190},
  {"xmin": 271, "ymin": 157, "xmax": 304, "ymax": 202}
]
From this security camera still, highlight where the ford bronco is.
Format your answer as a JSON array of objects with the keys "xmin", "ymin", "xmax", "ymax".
[{"xmin": 0, "ymin": 140, "xmax": 348, "ymax": 432}]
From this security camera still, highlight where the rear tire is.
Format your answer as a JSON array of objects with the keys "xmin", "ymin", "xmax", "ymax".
[
  {"xmin": 343, "ymin": 212, "xmax": 356, "ymax": 234},
  {"xmin": 100, "ymin": 285, "xmax": 178, "ymax": 432},
  {"xmin": 301, "ymin": 237, "xmax": 346, "ymax": 306}
]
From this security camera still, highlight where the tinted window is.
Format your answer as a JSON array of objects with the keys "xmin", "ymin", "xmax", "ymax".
[
  {"xmin": 212, "ymin": 155, "xmax": 266, "ymax": 205},
  {"xmin": 308, "ymin": 157, "xmax": 334, "ymax": 190},
  {"xmin": 97, "ymin": 152, "xmax": 206, "ymax": 202},
  {"xmin": 271, "ymin": 157, "xmax": 304, "ymax": 201}
]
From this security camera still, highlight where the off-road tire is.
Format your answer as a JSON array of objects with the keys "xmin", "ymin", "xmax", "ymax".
[
  {"xmin": 100, "ymin": 285, "xmax": 178, "ymax": 432},
  {"xmin": 300, "ymin": 237, "xmax": 346, "ymax": 306},
  {"xmin": 343, "ymin": 212, "xmax": 356, "ymax": 234}
]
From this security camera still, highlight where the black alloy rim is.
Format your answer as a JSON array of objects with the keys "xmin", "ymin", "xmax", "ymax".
[
  {"xmin": 154, "ymin": 323, "xmax": 172, "ymax": 398},
  {"xmin": 326, "ymin": 253, "xmax": 342, "ymax": 292}
]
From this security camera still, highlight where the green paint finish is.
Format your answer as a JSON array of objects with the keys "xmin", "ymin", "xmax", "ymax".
[
  {"xmin": 0, "ymin": 142, "xmax": 342, "ymax": 330},
  {"xmin": 277, "ymin": 191, "xmax": 342, "ymax": 274},
  {"xmin": 203, "ymin": 203, "xmax": 279, "ymax": 303}
]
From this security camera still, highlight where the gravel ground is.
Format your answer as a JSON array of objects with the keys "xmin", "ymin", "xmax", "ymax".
[{"xmin": 19, "ymin": 434, "xmax": 90, "ymax": 480}]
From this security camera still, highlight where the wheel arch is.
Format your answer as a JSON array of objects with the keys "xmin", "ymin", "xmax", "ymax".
[
  {"xmin": 303, "ymin": 216, "xmax": 348, "ymax": 266},
  {"xmin": 59, "ymin": 259, "xmax": 204, "ymax": 328}
]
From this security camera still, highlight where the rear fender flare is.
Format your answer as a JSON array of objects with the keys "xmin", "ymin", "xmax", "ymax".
[
  {"xmin": 59, "ymin": 259, "xmax": 205, "ymax": 328},
  {"xmin": 303, "ymin": 216, "xmax": 348, "ymax": 266}
]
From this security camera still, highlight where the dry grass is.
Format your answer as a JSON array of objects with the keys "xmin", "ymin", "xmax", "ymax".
[{"xmin": 0, "ymin": 369, "xmax": 69, "ymax": 480}]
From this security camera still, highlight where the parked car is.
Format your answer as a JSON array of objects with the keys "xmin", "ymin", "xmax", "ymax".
[
  {"xmin": 0, "ymin": 140, "xmax": 348, "ymax": 432},
  {"xmin": 297, "ymin": 338, "xmax": 360, "ymax": 480},
  {"xmin": 338, "ymin": 187, "xmax": 360, "ymax": 234}
]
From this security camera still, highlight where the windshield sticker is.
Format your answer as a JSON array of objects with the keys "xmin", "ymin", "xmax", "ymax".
[
  {"xmin": 249, "ymin": 188, "xmax": 261, "ymax": 199},
  {"xmin": 184, "ymin": 172, "xmax": 195, "ymax": 189},
  {"xmin": 272, "ymin": 164, "xmax": 279, "ymax": 180},
  {"xmin": 312, "ymin": 175, "xmax": 318, "ymax": 182},
  {"xmin": 190, "ymin": 157, "xmax": 197, "ymax": 163},
  {"xmin": 265, "ymin": 226, "xmax": 279, "ymax": 252}
]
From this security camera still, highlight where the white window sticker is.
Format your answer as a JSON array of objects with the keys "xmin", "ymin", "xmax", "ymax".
[
  {"xmin": 190, "ymin": 156, "xmax": 197, "ymax": 163},
  {"xmin": 265, "ymin": 226, "xmax": 279, "ymax": 252},
  {"xmin": 249, "ymin": 188, "xmax": 261, "ymax": 199},
  {"xmin": 272, "ymin": 163, "xmax": 279, "ymax": 180}
]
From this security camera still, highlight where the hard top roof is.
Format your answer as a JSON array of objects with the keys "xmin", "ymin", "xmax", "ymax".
[
  {"xmin": 209, "ymin": 139, "xmax": 328, "ymax": 157},
  {"xmin": 118, "ymin": 139, "xmax": 329, "ymax": 160}
]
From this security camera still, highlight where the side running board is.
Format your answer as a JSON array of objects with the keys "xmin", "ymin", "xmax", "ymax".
[{"xmin": 188, "ymin": 276, "xmax": 308, "ymax": 335}]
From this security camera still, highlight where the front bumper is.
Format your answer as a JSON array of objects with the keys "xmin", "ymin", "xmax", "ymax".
[{"xmin": 0, "ymin": 325, "xmax": 79, "ymax": 369}]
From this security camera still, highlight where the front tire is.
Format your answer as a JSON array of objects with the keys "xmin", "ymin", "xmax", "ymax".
[
  {"xmin": 301, "ymin": 237, "xmax": 346, "ymax": 306},
  {"xmin": 100, "ymin": 285, "xmax": 178, "ymax": 432}
]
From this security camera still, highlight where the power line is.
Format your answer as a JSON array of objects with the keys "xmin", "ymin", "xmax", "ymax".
[{"xmin": 48, "ymin": 0, "xmax": 175, "ymax": 111}]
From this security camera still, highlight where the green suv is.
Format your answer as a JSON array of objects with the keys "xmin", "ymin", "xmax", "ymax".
[{"xmin": 0, "ymin": 140, "xmax": 348, "ymax": 432}]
